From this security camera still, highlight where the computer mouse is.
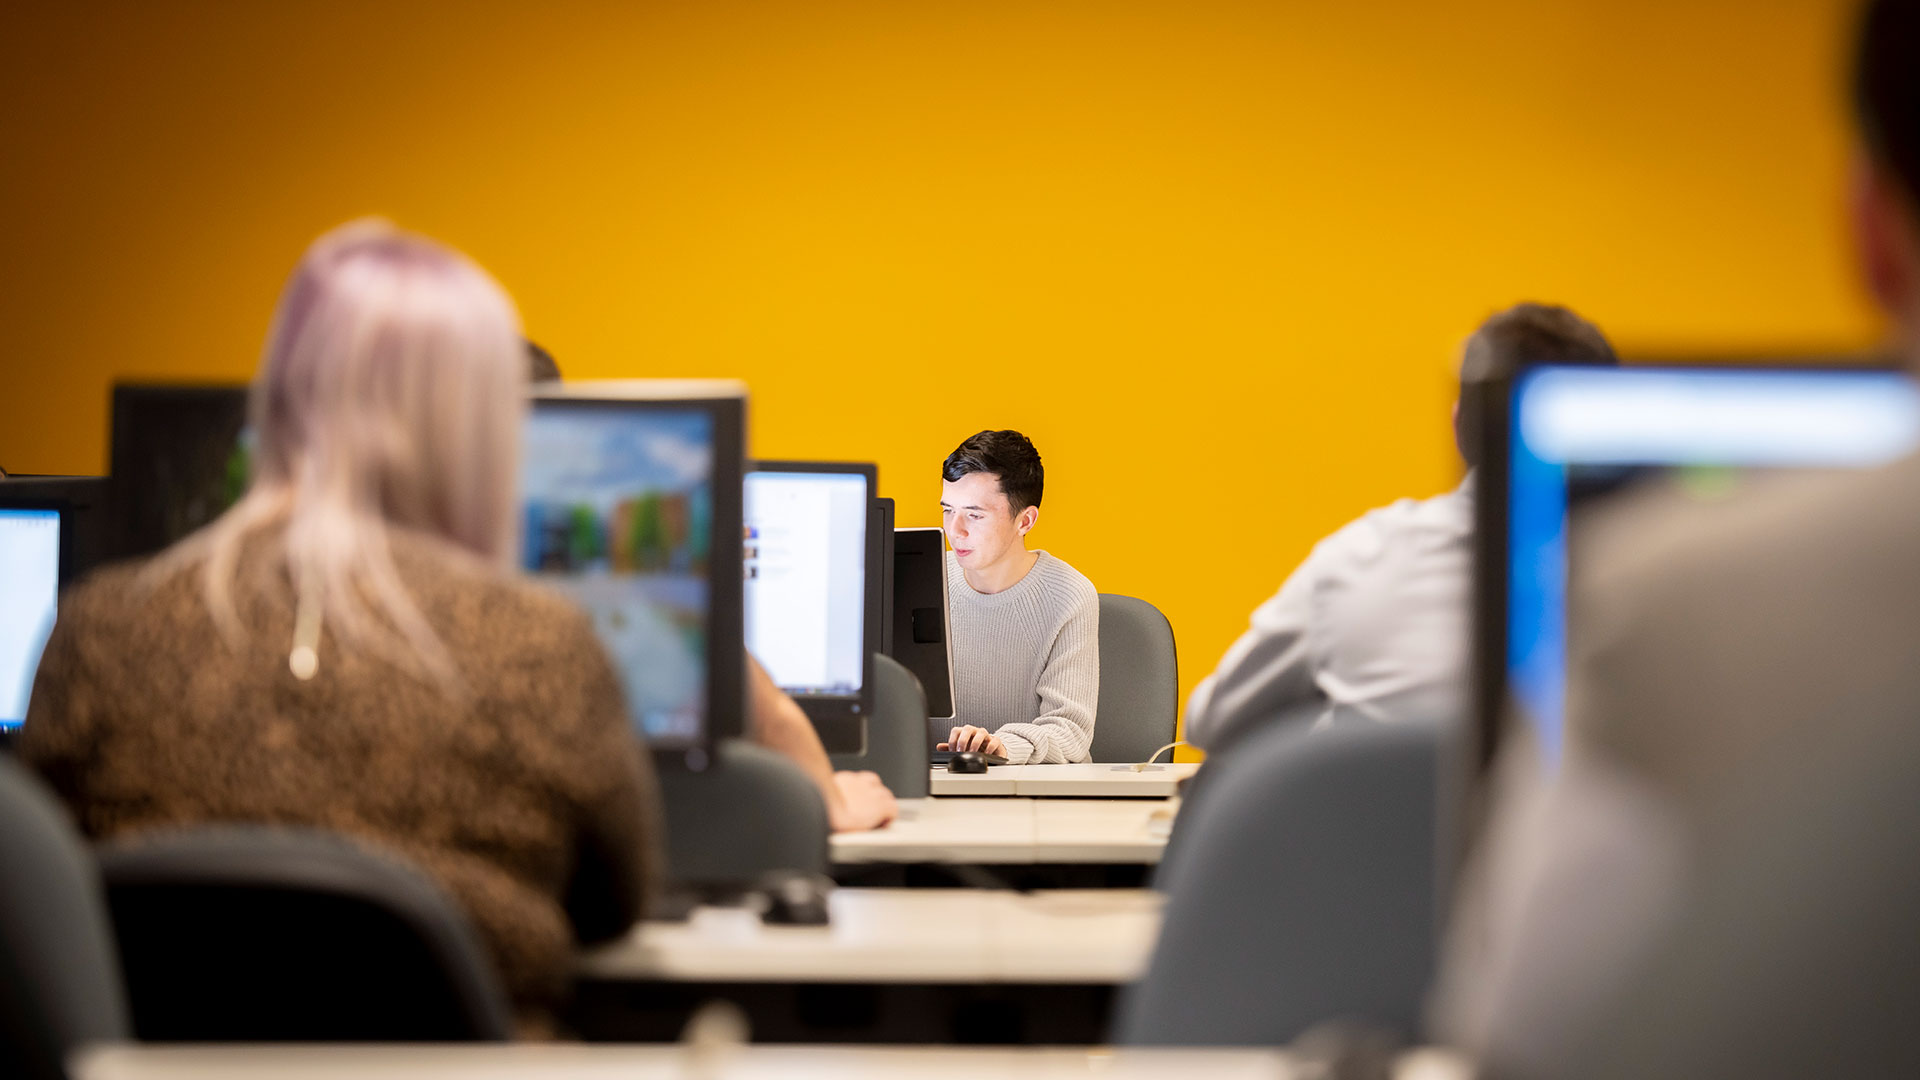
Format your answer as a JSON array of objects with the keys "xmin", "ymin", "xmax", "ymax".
[
  {"xmin": 948, "ymin": 751, "xmax": 989, "ymax": 774},
  {"xmin": 757, "ymin": 872, "xmax": 833, "ymax": 926}
]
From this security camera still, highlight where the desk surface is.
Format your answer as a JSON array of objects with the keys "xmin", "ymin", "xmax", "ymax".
[
  {"xmin": 830, "ymin": 797, "xmax": 1176, "ymax": 865},
  {"xmin": 75, "ymin": 1045, "xmax": 1474, "ymax": 1080},
  {"xmin": 576, "ymin": 887, "xmax": 1164, "ymax": 984},
  {"xmin": 931, "ymin": 762, "xmax": 1200, "ymax": 798}
]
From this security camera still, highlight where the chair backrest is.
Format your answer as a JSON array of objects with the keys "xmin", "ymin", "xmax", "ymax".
[
  {"xmin": 97, "ymin": 826, "xmax": 514, "ymax": 1042},
  {"xmin": 1090, "ymin": 594, "xmax": 1178, "ymax": 763},
  {"xmin": 830, "ymin": 653, "xmax": 931, "ymax": 799},
  {"xmin": 1116, "ymin": 715, "xmax": 1443, "ymax": 1046},
  {"xmin": 0, "ymin": 757, "xmax": 129, "ymax": 1080},
  {"xmin": 658, "ymin": 739, "xmax": 830, "ymax": 887}
]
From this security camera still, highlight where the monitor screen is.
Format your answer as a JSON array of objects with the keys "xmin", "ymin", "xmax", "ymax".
[
  {"xmin": 744, "ymin": 468, "xmax": 870, "ymax": 698},
  {"xmin": 109, "ymin": 384, "xmax": 251, "ymax": 560},
  {"xmin": 1498, "ymin": 365, "xmax": 1920, "ymax": 766},
  {"xmin": 0, "ymin": 509, "xmax": 60, "ymax": 732},
  {"xmin": 521, "ymin": 385, "xmax": 746, "ymax": 758}
]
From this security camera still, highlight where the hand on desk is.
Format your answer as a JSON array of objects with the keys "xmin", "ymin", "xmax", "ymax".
[
  {"xmin": 941, "ymin": 725, "xmax": 1007, "ymax": 758},
  {"xmin": 830, "ymin": 770, "xmax": 898, "ymax": 833}
]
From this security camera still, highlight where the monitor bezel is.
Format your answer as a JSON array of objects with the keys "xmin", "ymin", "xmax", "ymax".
[
  {"xmin": 890, "ymin": 525, "xmax": 957, "ymax": 723},
  {"xmin": 0, "ymin": 476, "xmax": 109, "ymax": 587},
  {"xmin": 744, "ymin": 459, "xmax": 880, "ymax": 756},
  {"xmin": 527, "ymin": 381, "xmax": 748, "ymax": 772}
]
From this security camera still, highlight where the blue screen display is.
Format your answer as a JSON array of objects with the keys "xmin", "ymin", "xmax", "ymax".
[
  {"xmin": 1506, "ymin": 366, "xmax": 1920, "ymax": 763},
  {"xmin": 522, "ymin": 403, "xmax": 715, "ymax": 747},
  {"xmin": 1, "ymin": 509, "xmax": 61, "ymax": 731}
]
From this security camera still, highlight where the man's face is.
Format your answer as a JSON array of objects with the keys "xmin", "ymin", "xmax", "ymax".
[{"xmin": 941, "ymin": 471, "xmax": 1030, "ymax": 571}]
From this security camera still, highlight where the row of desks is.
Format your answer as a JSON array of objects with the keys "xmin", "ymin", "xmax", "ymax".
[
  {"xmin": 927, "ymin": 761, "xmax": 1197, "ymax": 798},
  {"xmin": 831, "ymin": 796, "xmax": 1176, "ymax": 865},
  {"xmin": 567, "ymin": 762, "xmax": 1199, "ymax": 1040},
  {"xmin": 579, "ymin": 887, "xmax": 1163, "ymax": 984},
  {"xmin": 75, "ymin": 1044, "xmax": 1474, "ymax": 1080}
]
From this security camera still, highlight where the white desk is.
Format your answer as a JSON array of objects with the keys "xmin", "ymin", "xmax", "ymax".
[
  {"xmin": 829, "ymin": 797, "xmax": 1175, "ymax": 865},
  {"xmin": 74, "ymin": 1044, "xmax": 1474, "ymax": 1080},
  {"xmin": 575, "ymin": 887, "xmax": 1164, "ymax": 984},
  {"xmin": 931, "ymin": 762, "xmax": 1200, "ymax": 798}
]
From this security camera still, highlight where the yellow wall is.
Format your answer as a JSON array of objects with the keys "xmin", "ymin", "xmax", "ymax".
[{"xmin": 0, "ymin": 1, "xmax": 1883, "ymax": 747}]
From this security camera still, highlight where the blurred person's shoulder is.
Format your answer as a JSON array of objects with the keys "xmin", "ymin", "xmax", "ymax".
[
  {"xmin": 384, "ymin": 527, "xmax": 602, "ymax": 661},
  {"xmin": 47, "ymin": 551, "xmax": 223, "ymax": 668},
  {"xmin": 1033, "ymin": 551, "xmax": 1098, "ymax": 606},
  {"xmin": 1569, "ymin": 453, "xmax": 1920, "ymax": 800},
  {"xmin": 1315, "ymin": 481, "xmax": 1473, "ymax": 571},
  {"xmin": 1579, "ymin": 454, "xmax": 1920, "ymax": 607}
]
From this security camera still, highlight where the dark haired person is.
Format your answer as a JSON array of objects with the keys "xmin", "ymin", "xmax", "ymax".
[
  {"xmin": 525, "ymin": 339, "xmax": 561, "ymax": 383},
  {"xmin": 937, "ymin": 429, "xmax": 1100, "ymax": 764},
  {"xmin": 1184, "ymin": 303, "xmax": 1617, "ymax": 755},
  {"xmin": 1435, "ymin": 4, "xmax": 1920, "ymax": 1074}
]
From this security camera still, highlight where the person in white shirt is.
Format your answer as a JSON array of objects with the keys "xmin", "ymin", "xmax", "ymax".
[
  {"xmin": 1183, "ymin": 304, "xmax": 1618, "ymax": 754},
  {"xmin": 937, "ymin": 430, "xmax": 1101, "ymax": 765}
]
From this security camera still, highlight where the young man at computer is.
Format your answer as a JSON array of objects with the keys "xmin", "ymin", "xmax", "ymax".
[
  {"xmin": 937, "ymin": 430, "xmax": 1100, "ymax": 765},
  {"xmin": 1182, "ymin": 303, "xmax": 1618, "ymax": 756}
]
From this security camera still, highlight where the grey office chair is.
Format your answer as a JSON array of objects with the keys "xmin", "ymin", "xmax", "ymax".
[
  {"xmin": 658, "ymin": 738, "xmax": 831, "ymax": 887},
  {"xmin": 1090, "ymin": 594, "xmax": 1179, "ymax": 763},
  {"xmin": 98, "ymin": 825, "xmax": 515, "ymax": 1041},
  {"xmin": 830, "ymin": 653, "xmax": 932, "ymax": 799},
  {"xmin": 1116, "ymin": 715, "xmax": 1442, "ymax": 1046},
  {"xmin": 0, "ymin": 757, "xmax": 129, "ymax": 1080}
]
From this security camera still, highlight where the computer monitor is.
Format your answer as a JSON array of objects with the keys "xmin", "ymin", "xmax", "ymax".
[
  {"xmin": 522, "ymin": 381, "xmax": 747, "ymax": 769},
  {"xmin": 0, "ymin": 508, "xmax": 61, "ymax": 736},
  {"xmin": 1469, "ymin": 363, "xmax": 1920, "ymax": 780},
  {"xmin": 0, "ymin": 477, "xmax": 110, "ymax": 740},
  {"xmin": 890, "ymin": 526, "xmax": 956, "ymax": 721},
  {"xmin": 744, "ymin": 461, "xmax": 877, "ymax": 755},
  {"xmin": 109, "ymin": 383, "xmax": 251, "ymax": 561}
]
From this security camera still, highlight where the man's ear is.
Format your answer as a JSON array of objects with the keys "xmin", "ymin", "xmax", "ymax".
[
  {"xmin": 1018, "ymin": 505, "xmax": 1039, "ymax": 536},
  {"xmin": 1851, "ymin": 151, "xmax": 1920, "ymax": 330}
]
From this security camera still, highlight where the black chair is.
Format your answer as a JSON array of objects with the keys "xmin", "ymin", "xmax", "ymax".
[
  {"xmin": 830, "ymin": 653, "xmax": 932, "ymax": 799},
  {"xmin": 0, "ymin": 757, "xmax": 129, "ymax": 1080},
  {"xmin": 1117, "ymin": 715, "xmax": 1443, "ymax": 1046},
  {"xmin": 658, "ymin": 739, "xmax": 831, "ymax": 888},
  {"xmin": 98, "ymin": 826, "xmax": 514, "ymax": 1041}
]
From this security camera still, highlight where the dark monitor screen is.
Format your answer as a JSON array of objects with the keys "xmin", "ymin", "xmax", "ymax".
[
  {"xmin": 523, "ymin": 382, "xmax": 746, "ymax": 766},
  {"xmin": 1473, "ymin": 364, "xmax": 1920, "ymax": 778},
  {"xmin": 890, "ymin": 526, "xmax": 955, "ymax": 721},
  {"xmin": 744, "ymin": 462, "xmax": 876, "ymax": 755},
  {"xmin": 109, "ymin": 383, "xmax": 251, "ymax": 561}
]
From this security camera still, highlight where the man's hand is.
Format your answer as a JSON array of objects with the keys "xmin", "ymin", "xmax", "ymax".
[
  {"xmin": 940, "ymin": 725, "xmax": 1008, "ymax": 757},
  {"xmin": 829, "ymin": 770, "xmax": 898, "ymax": 833}
]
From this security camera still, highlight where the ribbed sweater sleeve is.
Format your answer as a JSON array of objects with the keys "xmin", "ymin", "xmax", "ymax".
[{"xmin": 944, "ymin": 552, "xmax": 1101, "ymax": 764}]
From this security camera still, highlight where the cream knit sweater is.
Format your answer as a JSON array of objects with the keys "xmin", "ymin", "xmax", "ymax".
[{"xmin": 940, "ymin": 550, "xmax": 1100, "ymax": 764}]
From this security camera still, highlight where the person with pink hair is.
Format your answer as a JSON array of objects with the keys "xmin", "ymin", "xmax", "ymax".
[{"xmin": 21, "ymin": 220, "xmax": 660, "ymax": 1034}]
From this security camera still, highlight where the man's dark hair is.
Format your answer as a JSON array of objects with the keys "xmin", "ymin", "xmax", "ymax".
[
  {"xmin": 943, "ymin": 430, "xmax": 1044, "ymax": 514},
  {"xmin": 525, "ymin": 339, "xmax": 561, "ymax": 383},
  {"xmin": 1854, "ymin": 0, "xmax": 1920, "ymax": 211},
  {"xmin": 1456, "ymin": 302, "xmax": 1618, "ymax": 467}
]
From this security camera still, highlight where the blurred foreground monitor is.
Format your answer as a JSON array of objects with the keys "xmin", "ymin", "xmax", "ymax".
[
  {"xmin": 1471, "ymin": 363, "xmax": 1920, "ymax": 776},
  {"xmin": 523, "ymin": 381, "xmax": 747, "ymax": 768}
]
